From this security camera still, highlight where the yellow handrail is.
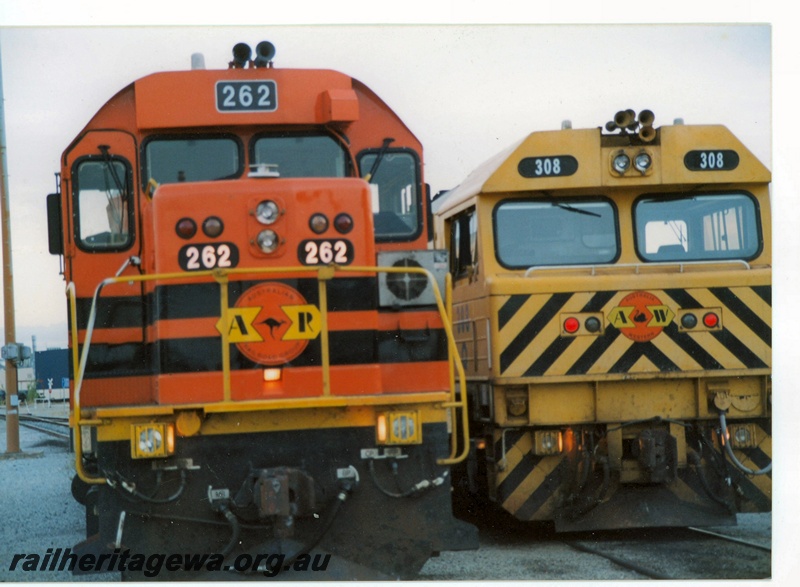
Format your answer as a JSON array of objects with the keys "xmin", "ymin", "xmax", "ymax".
[{"xmin": 67, "ymin": 262, "xmax": 471, "ymax": 485}]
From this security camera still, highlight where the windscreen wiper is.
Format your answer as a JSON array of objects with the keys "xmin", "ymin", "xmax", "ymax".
[
  {"xmin": 553, "ymin": 202, "xmax": 602, "ymax": 218},
  {"xmin": 363, "ymin": 137, "xmax": 395, "ymax": 182},
  {"xmin": 98, "ymin": 144, "xmax": 127, "ymax": 195}
]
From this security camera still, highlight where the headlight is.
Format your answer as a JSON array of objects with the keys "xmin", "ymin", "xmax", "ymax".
[
  {"xmin": 728, "ymin": 423, "xmax": 758, "ymax": 449},
  {"xmin": 376, "ymin": 411, "xmax": 421, "ymax": 445},
  {"xmin": 612, "ymin": 152, "xmax": 631, "ymax": 174},
  {"xmin": 634, "ymin": 152, "xmax": 652, "ymax": 173},
  {"xmin": 256, "ymin": 200, "xmax": 280, "ymax": 225},
  {"xmin": 534, "ymin": 430, "xmax": 563, "ymax": 456},
  {"xmin": 131, "ymin": 423, "xmax": 175, "ymax": 459},
  {"xmin": 256, "ymin": 229, "xmax": 280, "ymax": 253}
]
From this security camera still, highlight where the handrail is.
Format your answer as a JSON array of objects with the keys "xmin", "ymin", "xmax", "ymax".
[
  {"xmin": 524, "ymin": 259, "xmax": 751, "ymax": 277},
  {"xmin": 67, "ymin": 261, "xmax": 470, "ymax": 485},
  {"xmin": 67, "ymin": 282, "xmax": 105, "ymax": 485}
]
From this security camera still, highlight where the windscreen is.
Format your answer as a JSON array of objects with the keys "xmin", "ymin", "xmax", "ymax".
[
  {"xmin": 494, "ymin": 199, "xmax": 618, "ymax": 268},
  {"xmin": 634, "ymin": 193, "xmax": 761, "ymax": 262}
]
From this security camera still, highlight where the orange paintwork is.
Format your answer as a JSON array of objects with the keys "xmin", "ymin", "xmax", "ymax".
[
  {"xmin": 61, "ymin": 62, "xmax": 443, "ymax": 409},
  {"xmin": 153, "ymin": 362, "xmax": 449, "ymax": 404}
]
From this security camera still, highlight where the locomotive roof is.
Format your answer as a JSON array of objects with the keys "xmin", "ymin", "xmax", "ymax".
[{"xmin": 433, "ymin": 123, "xmax": 771, "ymax": 214}]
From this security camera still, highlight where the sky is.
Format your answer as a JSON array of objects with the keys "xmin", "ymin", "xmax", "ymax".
[{"xmin": 0, "ymin": 3, "xmax": 798, "ymax": 584}]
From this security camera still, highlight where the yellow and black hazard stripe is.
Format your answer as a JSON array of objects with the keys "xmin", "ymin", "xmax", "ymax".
[
  {"xmin": 492, "ymin": 429, "xmax": 569, "ymax": 521},
  {"xmin": 497, "ymin": 285, "xmax": 771, "ymax": 378}
]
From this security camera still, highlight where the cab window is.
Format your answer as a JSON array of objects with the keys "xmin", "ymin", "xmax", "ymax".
[
  {"xmin": 634, "ymin": 192, "xmax": 761, "ymax": 262},
  {"xmin": 450, "ymin": 208, "xmax": 478, "ymax": 277},
  {"xmin": 252, "ymin": 134, "xmax": 346, "ymax": 177},
  {"xmin": 144, "ymin": 136, "xmax": 241, "ymax": 186},
  {"xmin": 494, "ymin": 198, "xmax": 618, "ymax": 268},
  {"xmin": 74, "ymin": 158, "xmax": 133, "ymax": 251},
  {"xmin": 358, "ymin": 149, "xmax": 421, "ymax": 241}
]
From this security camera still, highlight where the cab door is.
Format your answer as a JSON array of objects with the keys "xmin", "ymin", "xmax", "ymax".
[{"xmin": 63, "ymin": 130, "xmax": 152, "ymax": 405}]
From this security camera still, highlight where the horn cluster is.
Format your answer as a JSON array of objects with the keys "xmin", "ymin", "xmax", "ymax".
[
  {"xmin": 605, "ymin": 109, "xmax": 656, "ymax": 142},
  {"xmin": 229, "ymin": 41, "xmax": 276, "ymax": 69}
]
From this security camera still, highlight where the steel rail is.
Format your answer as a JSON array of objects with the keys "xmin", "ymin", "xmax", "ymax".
[
  {"xmin": 687, "ymin": 526, "xmax": 772, "ymax": 552},
  {"xmin": 563, "ymin": 540, "xmax": 673, "ymax": 580}
]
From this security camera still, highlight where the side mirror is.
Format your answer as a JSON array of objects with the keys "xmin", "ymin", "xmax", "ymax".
[{"xmin": 46, "ymin": 193, "xmax": 63, "ymax": 255}]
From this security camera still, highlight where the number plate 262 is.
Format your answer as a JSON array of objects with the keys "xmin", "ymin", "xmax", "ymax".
[
  {"xmin": 179, "ymin": 243, "xmax": 239, "ymax": 271},
  {"xmin": 299, "ymin": 239, "xmax": 354, "ymax": 265},
  {"xmin": 216, "ymin": 80, "xmax": 277, "ymax": 112}
]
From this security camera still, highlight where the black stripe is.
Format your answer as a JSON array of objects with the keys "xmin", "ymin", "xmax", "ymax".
[
  {"xmin": 523, "ymin": 336, "xmax": 575, "ymax": 377},
  {"xmin": 581, "ymin": 290, "xmax": 617, "ymax": 313},
  {"xmin": 751, "ymin": 285, "xmax": 772, "ymax": 306},
  {"xmin": 81, "ymin": 343, "xmax": 154, "ymax": 379},
  {"xmin": 494, "ymin": 429, "xmax": 526, "ymax": 464},
  {"xmin": 75, "ymin": 295, "xmax": 147, "ymax": 330},
  {"xmin": 498, "ymin": 295, "xmax": 529, "ymax": 330},
  {"xmin": 661, "ymin": 322, "xmax": 724, "ymax": 370},
  {"xmin": 513, "ymin": 458, "xmax": 571, "ymax": 520},
  {"xmin": 496, "ymin": 451, "xmax": 544, "ymax": 503},
  {"xmin": 709, "ymin": 287, "xmax": 772, "ymax": 346},
  {"xmin": 710, "ymin": 329, "xmax": 768, "ymax": 369},
  {"xmin": 566, "ymin": 327, "xmax": 622, "ymax": 375},
  {"xmin": 663, "ymin": 288, "xmax": 702, "ymax": 309},
  {"xmin": 610, "ymin": 342, "xmax": 680, "ymax": 373},
  {"xmin": 727, "ymin": 453, "xmax": 772, "ymax": 511},
  {"xmin": 500, "ymin": 293, "xmax": 572, "ymax": 373},
  {"xmin": 734, "ymin": 446, "xmax": 772, "ymax": 474},
  {"xmin": 156, "ymin": 283, "xmax": 220, "ymax": 320}
]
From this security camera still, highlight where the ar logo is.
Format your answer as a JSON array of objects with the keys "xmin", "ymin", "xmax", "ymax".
[
  {"xmin": 216, "ymin": 282, "xmax": 321, "ymax": 365},
  {"xmin": 608, "ymin": 291, "xmax": 674, "ymax": 342}
]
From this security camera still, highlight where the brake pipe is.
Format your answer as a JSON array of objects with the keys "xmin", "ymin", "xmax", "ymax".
[{"xmin": 718, "ymin": 412, "xmax": 772, "ymax": 476}]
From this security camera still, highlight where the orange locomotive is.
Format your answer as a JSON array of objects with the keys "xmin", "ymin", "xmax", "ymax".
[{"xmin": 48, "ymin": 42, "xmax": 476, "ymax": 579}]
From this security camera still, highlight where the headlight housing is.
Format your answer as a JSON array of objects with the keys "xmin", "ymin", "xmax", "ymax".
[
  {"xmin": 376, "ymin": 411, "xmax": 421, "ymax": 445},
  {"xmin": 131, "ymin": 423, "xmax": 175, "ymax": 459}
]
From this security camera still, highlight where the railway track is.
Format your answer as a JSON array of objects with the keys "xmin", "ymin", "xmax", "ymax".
[
  {"xmin": 562, "ymin": 526, "xmax": 771, "ymax": 580},
  {"xmin": 564, "ymin": 527, "xmax": 772, "ymax": 580},
  {"xmin": 420, "ymin": 512, "xmax": 771, "ymax": 580},
  {"xmin": 687, "ymin": 525, "xmax": 772, "ymax": 552},
  {"xmin": 0, "ymin": 413, "xmax": 71, "ymax": 441}
]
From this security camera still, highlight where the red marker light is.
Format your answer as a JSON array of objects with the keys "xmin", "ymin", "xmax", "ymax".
[
  {"xmin": 564, "ymin": 317, "xmax": 580, "ymax": 334},
  {"xmin": 334, "ymin": 213, "xmax": 354, "ymax": 234},
  {"xmin": 176, "ymin": 218, "xmax": 197, "ymax": 239},
  {"xmin": 703, "ymin": 312, "xmax": 719, "ymax": 328}
]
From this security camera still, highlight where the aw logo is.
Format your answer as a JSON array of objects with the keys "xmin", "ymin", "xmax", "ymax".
[
  {"xmin": 216, "ymin": 282, "xmax": 321, "ymax": 365},
  {"xmin": 607, "ymin": 291, "xmax": 674, "ymax": 343}
]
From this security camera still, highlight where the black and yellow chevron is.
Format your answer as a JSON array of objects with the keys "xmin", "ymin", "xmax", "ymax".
[{"xmin": 497, "ymin": 285, "xmax": 771, "ymax": 378}]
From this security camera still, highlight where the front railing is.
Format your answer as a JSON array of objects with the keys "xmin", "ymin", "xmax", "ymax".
[{"xmin": 68, "ymin": 263, "xmax": 470, "ymax": 485}]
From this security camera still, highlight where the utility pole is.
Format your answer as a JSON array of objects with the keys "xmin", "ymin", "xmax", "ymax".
[{"xmin": 0, "ymin": 43, "xmax": 21, "ymax": 454}]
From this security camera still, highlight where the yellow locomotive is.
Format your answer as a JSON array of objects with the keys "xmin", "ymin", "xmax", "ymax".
[{"xmin": 434, "ymin": 110, "xmax": 771, "ymax": 531}]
